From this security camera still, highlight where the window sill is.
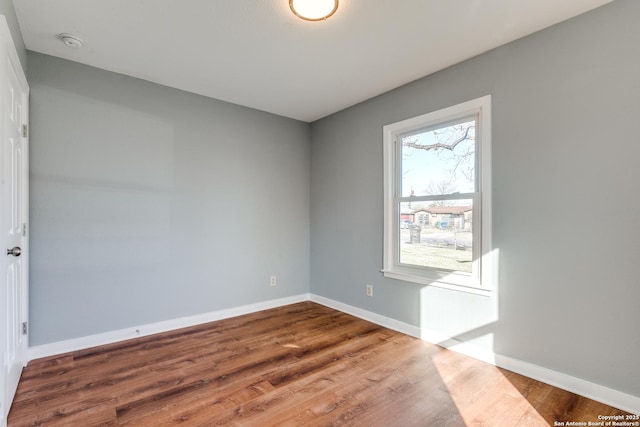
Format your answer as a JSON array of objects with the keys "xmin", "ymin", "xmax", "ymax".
[{"xmin": 381, "ymin": 269, "xmax": 492, "ymax": 296}]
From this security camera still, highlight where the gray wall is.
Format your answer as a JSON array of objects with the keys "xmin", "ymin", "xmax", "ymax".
[
  {"xmin": 28, "ymin": 52, "xmax": 310, "ymax": 345},
  {"xmin": 0, "ymin": 0, "xmax": 26, "ymax": 70},
  {"xmin": 310, "ymin": 0, "xmax": 640, "ymax": 398}
]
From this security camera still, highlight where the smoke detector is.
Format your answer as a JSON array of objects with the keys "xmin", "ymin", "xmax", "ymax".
[{"xmin": 59, "ymin": 33, "xmax": 83, "ymax": 48}]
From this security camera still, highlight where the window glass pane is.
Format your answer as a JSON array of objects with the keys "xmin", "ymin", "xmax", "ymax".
[
  {"xmin": 399, "ymin": 199, "xmax": 473, "ymax": 273},
  {"xmin": 401, "ymin": 119, "xmax": 476, "ymax": 197}
]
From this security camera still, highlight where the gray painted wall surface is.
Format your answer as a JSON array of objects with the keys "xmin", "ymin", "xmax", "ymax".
[
  {"xmin": 310, "ymin": 0, "xmax": 640, "ymax": 397},
  {"xmin": 28, "ymin": 52, "xmax": 310, "ymax": 345},
  {"xmin": 0, "ymin": 0, "xmax": 26, "ymax": 70}
]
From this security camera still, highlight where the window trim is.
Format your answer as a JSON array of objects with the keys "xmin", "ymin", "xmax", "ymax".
[{"xmin": 382, "ymin": 95, "xmax": 493, "ymax": 295}]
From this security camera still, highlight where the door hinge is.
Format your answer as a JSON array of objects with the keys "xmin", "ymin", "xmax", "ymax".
[
  {"xmin": 22, "ymin": 322, "xmax": 28, "ymax": 335},
  {"xmin": 22, "ymin": 223, "xmax": 27, "ymax": 237},
  {"xmin": 22, "ymin": 124, "xmax": 28, "ymax": 138}
]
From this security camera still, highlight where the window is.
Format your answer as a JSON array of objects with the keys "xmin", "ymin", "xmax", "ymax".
[
  {"xmin": 416, "ymin": 212, "xmax": 428, "ymax": 226},
  {"xmin": 382, "ymin": 96, "xmax": 492, "ymax": 293}
]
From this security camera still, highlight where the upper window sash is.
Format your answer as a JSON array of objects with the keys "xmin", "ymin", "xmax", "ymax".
[{"xmin": 396, "ymin": 113, "xmax": 480, "ymax": 196}]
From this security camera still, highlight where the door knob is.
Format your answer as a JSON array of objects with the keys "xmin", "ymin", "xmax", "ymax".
[{"xmin": 6, "ymin": 247, "xmax": 21, "ymax": 257}]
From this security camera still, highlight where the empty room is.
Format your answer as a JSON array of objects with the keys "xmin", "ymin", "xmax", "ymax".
[{"xmin": 0, "ymin": 0, "xmax": 638, "ymax": 425}]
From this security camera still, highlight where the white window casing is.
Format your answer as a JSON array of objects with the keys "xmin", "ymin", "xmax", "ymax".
[{"xmin": 382, "ymin": 95, "xmax": 493, "ymax": 295}]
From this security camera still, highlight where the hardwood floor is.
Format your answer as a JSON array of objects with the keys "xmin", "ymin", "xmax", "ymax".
[{"xmin": 8, "ymin": 302, "xmax": 632, "ymax": 426}]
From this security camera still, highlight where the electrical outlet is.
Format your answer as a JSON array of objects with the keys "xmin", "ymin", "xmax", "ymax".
[
  {"xmin": 270, "ymin": 275, "xmax": 277, "ymax": 287},
  {"xmin": 366, "ymin": 284, "xmax": 373, "ymax": 297}
]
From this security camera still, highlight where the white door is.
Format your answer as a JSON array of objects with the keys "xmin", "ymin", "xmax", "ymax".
[{"xmin": 0, "ymin": 16, "xmax": 29, "ymax": 423}]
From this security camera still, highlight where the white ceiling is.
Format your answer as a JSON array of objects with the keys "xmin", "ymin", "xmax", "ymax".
[{"xmin": 13, "ymin": 0, "xmax": 613, "ymax": 122}]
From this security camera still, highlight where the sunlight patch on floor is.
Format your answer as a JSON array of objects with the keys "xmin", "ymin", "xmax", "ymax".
[{"xmin": 431, "ymin": 349, "xmax": 549, "ymax": 426}]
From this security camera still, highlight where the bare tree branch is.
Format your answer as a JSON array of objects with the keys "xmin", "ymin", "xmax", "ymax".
[
  {"xmin": 402, "ymin": 122, "xmax": 476, "ymax": 196},
  {"xmin": 402, "ymin": 125, "xmax": 473, "ymax": 152}
]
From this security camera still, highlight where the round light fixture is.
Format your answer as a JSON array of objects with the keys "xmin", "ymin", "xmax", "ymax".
[
  {"xmin": 289, "ymin": 0, "xmax": 338, "ymax": 21},
  {"xmin": 59, "ymin": 33, "xmax": 83, "ymax": 48}
]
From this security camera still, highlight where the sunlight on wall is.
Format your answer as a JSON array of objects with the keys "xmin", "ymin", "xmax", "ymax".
[
  {"xmin": 419, "ymin": 247, "xmax": 555, "ymax": 424},
  {"xmin": 419, "ymin": 248, "xmax": 500, "ymax": 360}
]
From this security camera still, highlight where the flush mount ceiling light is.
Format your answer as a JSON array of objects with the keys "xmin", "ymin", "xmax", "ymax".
[
  {"xmin": 59, "ymin": 33, "xmax": 83, "ymax": 48},
  {"xmin": 289, "ymin": 0, "xmax": 338, "ymax": 21}
]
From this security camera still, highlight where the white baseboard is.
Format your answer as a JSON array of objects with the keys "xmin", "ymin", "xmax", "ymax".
[
  {"xmin": 27, "ymin": 293, "xmax": 310, "ymax": 361},
  {"xmin": 28, "ymin": 292, "xmax": 640, "ymax": 414},
  {"xmin": 309, "ymin": 294, "xmax": 422, "ymax": 338},
  {"xmin": 310, "ymin": 294, "xmax": 640, "ymax": 415},
  {"xmin": 493, "ymin": 353, "xmax": 640, "ymax": 415}
]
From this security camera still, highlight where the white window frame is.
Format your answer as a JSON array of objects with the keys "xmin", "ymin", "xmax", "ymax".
[{"xmin": 382, "ymin": 95, "xmax": 493, "ymax": 295}]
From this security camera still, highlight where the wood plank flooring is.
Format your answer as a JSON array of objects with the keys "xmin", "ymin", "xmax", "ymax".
[{"xmin": 8, "ymin": 302, "xmax": 632, "ymax": 426}]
